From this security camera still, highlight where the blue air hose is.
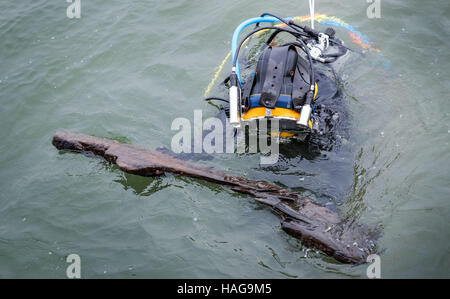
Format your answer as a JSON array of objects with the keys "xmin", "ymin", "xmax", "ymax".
[{"xmin": 231, "ymin": 16, "xmax": 293, "ymax": 83}]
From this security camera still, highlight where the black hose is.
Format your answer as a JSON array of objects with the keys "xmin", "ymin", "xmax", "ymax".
[
  {"xmin": 288, "ymin": 21, "xmax": 307, "ymax": 32},
  {"xmin": 265, "ymin": 30, "xmax": 310, "ymax": 48},
  {"xmin": 232, "ymin": 26, "xmax": 303, "ymax": 68},
  {"xmin": 259, "ymin": 13, "xmax": 305, "ymax": 34},
  {"xmin": 265, "ymin": 29, "xmax": 283, "ymax": 45},
  {"xmin": 204, "ymin": 97, "xmax": 229, "ymax": 103}
]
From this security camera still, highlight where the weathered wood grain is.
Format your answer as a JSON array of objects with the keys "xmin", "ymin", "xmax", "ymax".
[{"xmin": 52, "ymin": 130, "xmax": 377, "ymax": 264}]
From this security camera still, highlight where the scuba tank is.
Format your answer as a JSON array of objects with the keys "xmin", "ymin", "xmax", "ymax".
[{"xmin": 225, "ymin": 13, "xmax": 348, "ymax": 138}]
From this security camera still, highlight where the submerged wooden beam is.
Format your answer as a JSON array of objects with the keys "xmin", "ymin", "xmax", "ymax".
[{"xmin": 52, "ymin": 130, "xmax": 377, "ymax": 264}]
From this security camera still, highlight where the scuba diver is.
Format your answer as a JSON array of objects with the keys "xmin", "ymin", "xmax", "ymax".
[
  {"xmin": 205, "ymin": 13, "xmax": 350, "ymax": 150},
  {"xmin": 199, "ymin": 13, "xmax": 357, "ymax": 206}
]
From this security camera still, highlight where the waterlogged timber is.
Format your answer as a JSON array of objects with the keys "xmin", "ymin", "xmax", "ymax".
[{"xmin": 52, "ymin": 131, "xmax": 377, "ymax": 264}]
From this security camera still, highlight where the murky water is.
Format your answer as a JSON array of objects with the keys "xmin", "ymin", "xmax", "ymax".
[{"xmin": 0, "ymin": 0, "xmax": 449, "ymax": 278}]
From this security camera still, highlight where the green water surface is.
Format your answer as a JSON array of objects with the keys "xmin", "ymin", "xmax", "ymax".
[{"xmin": 0, "ymin": 0, "xmax": 449, "ymax": 278}]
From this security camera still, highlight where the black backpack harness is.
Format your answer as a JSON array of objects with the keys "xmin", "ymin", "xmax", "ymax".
[{"xmin": 242, "ymin": 45, "xmax": 312, "ymax": 112}]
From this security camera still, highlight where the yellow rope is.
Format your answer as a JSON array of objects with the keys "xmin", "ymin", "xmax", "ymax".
[{"xmin": 203, "ymin": 51, "xmax": 231, "ymax": 97}]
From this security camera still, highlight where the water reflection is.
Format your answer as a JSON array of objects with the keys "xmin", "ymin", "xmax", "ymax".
[
  {"xmin": 113, "ymin": 167, "xmax": 232, "ymax": 197},
  {"xmin": 113, "ymin": 172, "xmax": 170, "ymax": 196}
]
